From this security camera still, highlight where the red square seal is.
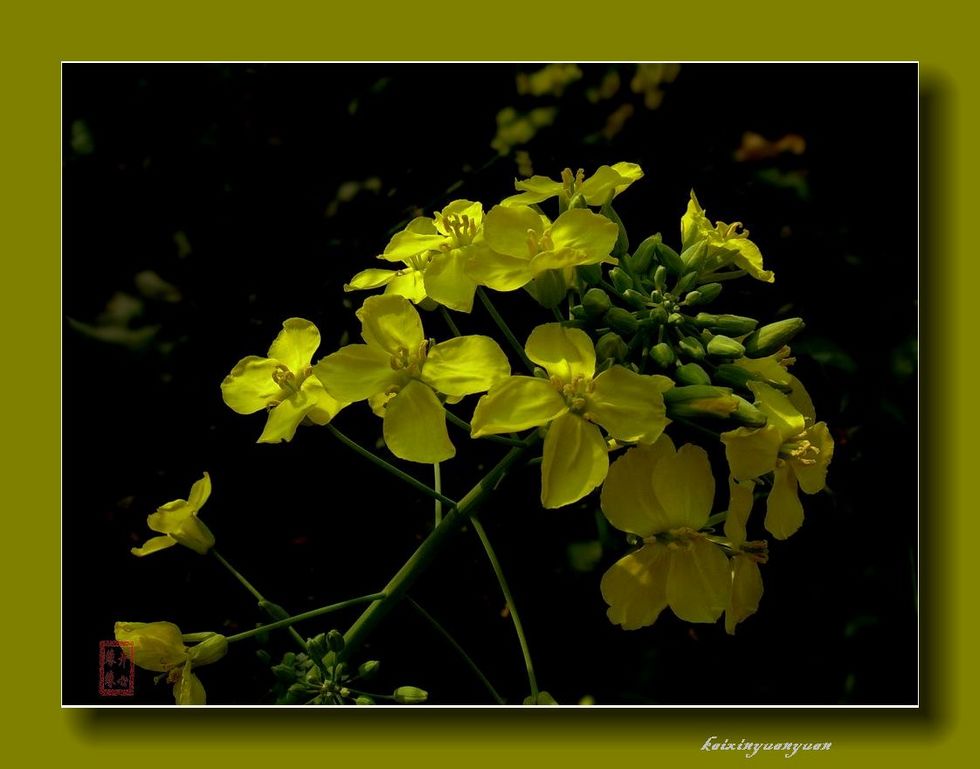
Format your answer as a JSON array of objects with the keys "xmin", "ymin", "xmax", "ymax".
[{"xmin": 99, "ymin": 640, "xmax": 135, "ymax": 697}]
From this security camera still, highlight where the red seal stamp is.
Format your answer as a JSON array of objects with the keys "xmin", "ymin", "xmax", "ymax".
[{"xmin": 99, "ymin": 640, "xmax": 135, "ymax": 697}]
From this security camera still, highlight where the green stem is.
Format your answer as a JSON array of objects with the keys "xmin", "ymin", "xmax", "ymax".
[
  {"xmin": 469, "ymin": 515, "xmax": 538, "ymax": 699},
  {"xmin": 705, "ymin": 511, "xmax": 728, "ymax": 528},
  {"xmin": 551, "ymin": 306, "xmax": 565, "ymax": 322},
  {"xmin": 433, "ymin": 462, "xmax": 443, "ymax": 527},
  {"xmin": 226, "ymin": 592, "xmax": 386, "ymax": 644},
  {"xmin": 445, "ymin": 410, "xmax": 526, "ymax": 447},
  {"xmin": 341, "ymin": 431, "xmax": 541, "ymax": 658},
  {"xmin": 407, "ymin": 597, "xmax": 505, "ymax": 705},
  {"xmin": 212, "ymin": 550, "xmax": 307, "ymax": 650},
  {"xmin": 440, "ymin": 306, "xmax": 462, "ymax": 338},
  {"xmin": 476, "ymin": 287, "xmax": 534, "ymax": 373},
  {"xmin": 328, "ymin": 424, "xmax": 458, "ymax": 510}
]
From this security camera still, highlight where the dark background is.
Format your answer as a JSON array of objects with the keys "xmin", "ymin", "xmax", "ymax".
[{"xmin": 62, "ymin": 63, "xmax": 917, "ymax": 705}]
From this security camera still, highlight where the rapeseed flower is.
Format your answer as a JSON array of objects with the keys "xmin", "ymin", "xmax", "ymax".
[
  {"xmin": 681, "ymin": 190, "xmax": 774, "ymax": 282},
  {"xmin": 501, "ymin": 162, "xmax": 643, "ymax": 207},
  {"xmin": 131, "ymin": 472, "xmax": 215, "ymax": 557}
]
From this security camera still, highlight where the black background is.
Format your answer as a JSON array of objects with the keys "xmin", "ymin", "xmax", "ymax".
[{"xmin": 63, "ymin": 63, "xmax": 917, "ymax": 705}]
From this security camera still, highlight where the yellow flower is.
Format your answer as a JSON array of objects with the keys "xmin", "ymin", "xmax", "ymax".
[
  {"xmin": 114, "ymin": 621, "xmax": 227, "ymax": 705},
  {"xmin": 680, "ymin": 190, "xmax": 774, "ymax": 282},
  {"xmin": 501, "ymin": 162, "xmax": 644, "ymax": 207},
  {"xmin": 314, "ymin": 295, "xmax": 510, "ymax": 463},
  {"xmin": 345, "ymin": 200, "xmax": 491, "ymax": 313},
  {"xmin": 131, "ymin": 472, "xmax": 215, "ymax": 557},
  {"xmin": 721, "ymin": 381, "xmax": 834, "ymax": 540},
  {"xmin": 467, "ymin": 205, "xmax": 619, "ymax": 294},
  {"xmin": 599, "ymin": 435, "xmax": 732, "ymax": 628},
  {"xmin": 471, "ymin": 323, "xmax": 673, "ymax": 508},
  {"xmin": 221, "ymin": 318, "xmax": 347, "ymax": 443},
  {"xmin": 723, "ymin": 477, "xmax": 766, "ymax": 635}
]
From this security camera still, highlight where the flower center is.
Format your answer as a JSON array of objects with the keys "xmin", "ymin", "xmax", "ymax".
[
  {"xmin": 781, "ymin": 436, "xmax": 820, "ymax": 465},
  {"xmin": 441, "ymin": 213, "xmax": 478, "ymax": 249},
  {"xmin": 388, "ymin": 340, "xmax": 429, "ymax": 379},
  {"xmin": 272, "ymin": 364, "xmax": 309, "ymax": 396},
  {"xmin": 560, "ymin": 167, "xmax": 585, "ymax": 197},
  {"xmin": 526, "ymin": 228, "xmax": 555, "ymax": 257},
  {"xmin": 551, "ymin": 374, "xmax": 594, "ymax": 414},
  {"xmin": 648, "ymin": 526, "xmax": 703, "ymax": 550}
]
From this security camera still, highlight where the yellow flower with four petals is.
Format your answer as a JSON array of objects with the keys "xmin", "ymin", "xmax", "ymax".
[
  {"xmin": 131, "ymin": 472, "xmax": 215, "ymax": 557},
  {"xmin": 501, "ymin": 162, "xmax": 644, "ymax": 207},
  {"xmin": 681, "ymin": 190, "xmax": 774, "ymax": 282}
]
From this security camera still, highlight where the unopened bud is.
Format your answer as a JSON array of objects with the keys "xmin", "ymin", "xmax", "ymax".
[
  {"xmin": 696, "ymin": 282, "xmax": 723, "ymax": 304},
  {"xmin": 622, "ymin": 289, "xmax": 649, "ymax": 309},
  {"xmin": 706, "ymin": 335, "xmax": 746, "ymax": 359},
  {"xmin": 729, "ymin": 396, "xmax": 769, "ymax": 428},
  {"xmin": 682, "ymin": 290, "xmax": 701, "ymax": 306},
  {"xmin": 603, "ymin": 307, "xmax": 639, "ymax": 335},
  {"xmin": 693, "ymin": 312, "xmax": 759, "ymax": 336},
  {"xmin": 609, "ymin": 267, "xmax": 634, "ymax": 294},
  {"xmin": 188, "ymin": 634, "xmax": 228, "ymax": 667},
  {"xmin": 628, "ymin": 233, "xmax": 660, "ymax": 274},
  {"xmin": 358, "ymin": 660, "xmax": 381, "ymax": 679},
  {"xmin": 393, "ymin": 686, "xmax": 428, "ymax": 704},
  {"xmin": 601, "ymin": 201, "xmax": 629, "ymax": 259},
  {"xmin": 354, "ymin": 696, "xmax": 375, "ymax": 705},
  {"xmin": 654, "ymin": 241, "xmax": 685, "ymax": 276},
  {"xmin": 596, "ymin": 332, "xmax": 628, "ymax": 362},
  {"xmin": 680, "ymin": 239, "xmax": 708, "ymax": 272},
  {"xmin": 525, "ymin": 268, "xmax": 569, "ymax": 309},
  {"xmin": 673, "ymin": 271, "xmax": 698, "ymax": 295},
  {"xmin": 653, "ymin": 264, "xmax": 667, "ymax": 291},
  {"xmin": 648, "ymin": 342, "xmax": 676, "ymax": 368},
  {"xmin": 582, "ymin": 287, "xmax": 612, "ymax": 319},
  {"xmin": 677, "ymin": 336, "xmax": 706, "ymax": 360},
  {"xmin": 664, "ymin": 385, "xmax": 739, "ymax": 419},
  {"xmin": 326, "ymin": 629, "xmax": 345, "ymax": 653},
  {"xmin": 675, "ymin": 362, "xmax": 712, "ymax": 386},
  {"xmin": 742, "ymin": 318, "xmax": 806, "ymax": 358}
]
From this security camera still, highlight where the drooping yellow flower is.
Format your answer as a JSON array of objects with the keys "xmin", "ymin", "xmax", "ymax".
[
  {"xmin": 680, "ymin": 190, "xmax": 774, "ymax": 282},
  {"xmin": 599, "ymin": 435, "xmax": 732, "ymax": 628},
  {"xmin": 501, "ymin": 162, "xmax": 644, "ymax": 207},
  {"xmin": 345, "ymin": 200, "xmax": 493, "ymax": 313},
  {"xmin": 467, "ymin": 206, "xmax": 619, "ymax": 294},
  {"xmin": 131, "ymin": 472, "xmax": 215, "ymax": 557},
  {"xmin": 734, "ymin": 346, "xmax": 814, "ymax": 421},
  {"xmin": 114, "ymin": 621, "xmax": 227, "ymax": 705},
  {"xmin": 471, "ymin": 323, "xmax": 673, "ymax": 508},
  {"xmin": 721, "ymin": 381, "xmax": 834, "ymax": 540},
  {"xmin": 221, "ymin": 318, "xmax": 347, "ymax": 443},
  {"xmin": 723, "ymin": 477, "xmax": 766, "ymax": 635},
  {"xmin": 314, "ymin": 295, "xmax": 510, "ymax": 463}
]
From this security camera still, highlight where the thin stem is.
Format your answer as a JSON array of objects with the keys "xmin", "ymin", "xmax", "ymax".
[
  {"xmin": 477, "ymin": 287, "xmax": 534, "ymax": 373},
  {"xmin": 328, "ymin": 423, "xmax": 458, "ymax": 510},
  {"xmin": 469, "ymin": 515, "xmax": 538, "ymax": 699},
  {"xmin": 433, "ymin": 463, "xmax": 443, "ymax": 527},
  {"xmin": 445, "ymin": 410, "xmax": 526, "ymax": 447},
  {"xmin": 551, "ymin": 306, "xmax": 565, "ymax": 322},
  {"xmin": 440, "ymin": 306, "xmax": 462, "ymax": 338},
  {"xmin": 341, "ymin": 431, "xmax": 541, "ymax": 658},
  {"xmin": 705, "ymin": 511, "xmax": 728, "ymax": 528},
  {"xmin": 212, "ymin": 550, "xmax": 307, "ymax": 650},
  {"xmin": 226, "ymin": 592, "xmax": 386, "ymax": 644},
  {"xmin": 407, "ymin": 597, "xmax": 505, "ymax": 705}
]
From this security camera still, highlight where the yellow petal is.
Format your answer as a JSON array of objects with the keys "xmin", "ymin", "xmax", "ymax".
[
  {"xmin": 380, "ymin": 218, "xmax": 447, "ymax": 262},
  {"xmin": 483, "ymin": 204, "xmax": 546, "ymax": 259},
  {"xmin": 588, "ymin": 367, "xmax": 671, "ymax": 444},
  {"xmin": 421, "ymin": 335, "xmax": 510, "ymax": 397},
  {"xmin": 267, "ymin": 318, "xmax": 320, "ymax": 374},
  {"xmin": 423, "ymin": 249, "xmax": 478, "ymax": 312},
  {"xmin": 651, "ymin": 443, "xmax": 715, "ymax": 529},
  {"xmin": 724, "ymin": 477, "xmax": 756, "ymax": 547},
  {"xmin": 382, "ymin": 380, "xmax": 455, "ymax": 463},
  {"xmin": 786, "ymin": 373, "xmax": 817, "ymax": 425},
  {"xmin": 368, "ymin": 390, "xmax": 396, "ymax": 417},
  {"xmin": 314, "ymin": 344, "xmax": 402, "ymax": 402},
  {"xmin": 729, "ymin": 238, "xmax": 774, "ymax": 283},
  {"xmin": 257, "ymin": 391, "xmax": 317, "ymax": 444},
  {"xmin": 356, "ymin": 295, "xmax": 425, "ymax": 355},
  {"xmin": 465, "ymin": 248, "xmax": 533, "ymax": 291},
  {"xmin": 721, "ymin": 424, "xmax": 782, "ymax": 481},
  {"xmin": 525, "ymin": 323, "xmax": 595, "ymax": 381},
  {"xmin": 578, "ymin": 163, "xmax": 643, "ymax": 205},
  {"xmin": 146, "ymin": 499, "xmax": 193, "ymax": 535},
  {"xmin": 173, "ymin": 663, "xmax": 206, "ymax": 705},
  {"xmin": 600, "ymin": 438, "xmax": 675, "ymax": 536},
  {"xmin": 471, "ymin": 376, "xmax": 567, "ymax": 436},
  {"xmin": 186, "ymin": 472, "xmax": 211, "ymax": 511},
  {"xmin": 434, "ymin": 199, "xmax": 484, "ymax": 235},
  {"xmin": 302, "ymin": 375, "xmax": 348, "ymax": 425},
  {"xmin": 114, "ymin": 621, "xmax": 187, "ymax": 672},
  {"xmin": 221, "ymin": 356, "xmax": 281, "ymax": 414},
  {"xmin": 546, "ymin": 208, "xmax": 618, "ymax": 262},
  {"xmin": 725, "ymin": 555, "xmax": 763, "ymax": 635},
  {"xmin": 765, "ymin": 461, "xmax": 804, "ymax": 539},
  {"xmin": 540, "ymin": 413, "xmax": 608, "ymax": 508},
  {"xmin": 384, "ymin": 267, "xmax": 428, "ymax": 304},
  {"xmin": 345, "ymin": 268, "xmax": 398, "ymax": 292},
  {"xmin": 680, "ymin": 190, "xmax": 707, "ymax": 251},
  {"xmin": 747, "ymin": 381, "xmax": 805, "ymax": 442},
  {"xmin": 130, "ymin": 535, "xmax": 177, "ymax": 558},
  {"xmin": 666, "ymin": 538, "xmax": 731, "ymax": 623},
  {"xmin": 600, "ymin": 543, "xmax": 670, "ymax": 630},
  {"xmin": 502, "ymin": 175, "xmax": 564, "ymax": 207},
  {"xmin": 793, "ymin": 421, "xmax": 834, "ymax": 494},
  {"xmin": 170, "ymin": 516, "xmax": 216, "ymax": 555}
]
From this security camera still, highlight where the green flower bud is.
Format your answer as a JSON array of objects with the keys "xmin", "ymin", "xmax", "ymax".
[
  {"xmin": 647, "ymin": 306, "xmax": 668, "ymax": 325},
  {"xmin": 393, "ymin": 686, "xmax": 428, "ymax": 705},
  {"xmin": 680, "ymin": 239, "xmax": 709, "ymax": 272},
  {"xmin": 576, "ymin": 263, "xmax": 602, "ymax": 286},
  {"xmin": 609, "ymin": 267, "xmax": 634, "ymax": 294},
  {"xmin": 742, "ymin": 318, "xmax": 806, "ymax": 358},
  {"xmin": 256, "ymin": 649, "xmax": 272, "ymax": 665},
  {"xmin": 596, "ymin": 332, "xmax": 628, "ymax": 362},
  {"xmin": 664, "ymin": 385, "xmax": 739, "ymax": 419},
  {"xmin": 667, "ymin": 312, "xmax": 685, "ymax": 326},
  {"xmin": 271, "ymin": 663, "xmax": 297, "ymax": 685},
  {"xmin": 677, "ymin": 336, "xmax": 706, "ymax": 360},
  {"xmin": 693, "ymin": 312, "xmax": 759, "ymax": 336},
  {"xmin": 706, "ymin": 334, "xmax": 746, "ymax": 359},
  {"xmin": 682, "ymin": 290, "xmax": 701, "ymax": 306},
  {"xmin": 675, "ymin": 362, "xmax": 712, "ymax": 386},
  {"xmin": 582, "ymin": 288, "xmax": 611, "ymax": 319},
  {"xmin": 603, "ymin": 307, "xmax": 639, "ymax": 335},
  {"xmin": 523, "ymin": 691, "xmax": 559, "ymax": 705},
  {"xmin": 728, "ymin": 395, "xmax": 769, "ymax": 427},
  {"xmin": 696, "ymin": 282, "xmax": 723, "ymax": 304},
  {"xmin": 673, "ymin": 271, "xmax": 698, "ymax": 296},
  {"xmin": 654, "ymin": 240, "xmax": 685, "ymax": 276},
  {"xmin": 622, "ymin": 289, "xmax": 649, "ymax": 309},
  {"xmin": 307, "ymin": 634, "xmax": 329, "ymax": 664},
  {"xmin": 525, "ymin": 268, "xmax": 569, "ymax": 309},
  {"xmin": 653, "ymin": 264, "xmax": 668, "ymax": 291},
  {"xmin": 648, "ymin": 342, "xmax": 676, "ymax": 368},
  {"xmin": 185, "ymin": 633, "xmax": 227, "ymax": 667},
  {"xmin": 358, "ymin": 660, "xmax": 381, "ymax": 679},
  {"xmin": 712, "ymin": 363, "xmax": 759, "ymax": 392},
  {"xmin": 354, "ymin": 696, "xmax": 375, "ymax": 705},
  {"xmin": 570, "ymin": 304, "xmax": 586, "ymax": 320},
  {"xmin": 326, "ymin": 629, "xmax": 345, "ymax": 654},
  {"xmin": 258, "ymin": 600, "xmax": 290, "ymax": 622},
  {"xmin": 628, "ymin": 233, "xmax": 660, "ymax": 274},
  {"xmin": 601, "ymin": 201, "xmax": 629, "ymax": 259}
]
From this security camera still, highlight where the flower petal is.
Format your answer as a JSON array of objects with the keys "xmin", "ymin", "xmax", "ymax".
[
  {"xmin": 483, "ymin": 204, "xmax": 546, "ymax": 259},
  {"xmin": 747, "ymin": 381, "xmax": 806, "ymax": 441},
  {"xmin": 314, "ymin": 344, "xmax": 402, "ymax": 403},
  {"xmin": 258, "ymin": 392, "xmax": 317, "ymax": 444},
  {"xmin": 356, "ymin": 295, "xmax": 425, "ymax": 355},
  {"xmin": 765, "ymin": 461, "xmax": 804, "ymax": 539},
  {"xmin": 502, "ymin": 175, "xmax": 564, "ymax": 207},
  {"xmin": 600, "ymin": 437, "xmax": 675, "ymax": 536},
  {"xmin": 221, "ymin": 356, "xmax": 281, "ymax": 414},
  {"xmin": 434, "ymin": 199, "xmax": 484, "ymax": 236},
  {"xmin": 652, "ymin": 443, "xmax": 715, "ymax": 529},
  {"xmin": 267, "ymin": 318, "xmax": 320, "ymax": 374},
  {"xmin": 588, "ymin": 367, "xmax": 672, "ymax": 444},
  {"xmin": 786, "ymin": 374, "xmax": 817, "ymax": 425},
  {"xmin": 186, "ymin": 472, "xmax": 211, "ymax": 511},
  {"xmin": 380, "ymin": 218, "xmax": 447, "ymax": 262},
  {"xmin": 114, "ymin": 621, "xmax": 187, "ymax": 672},
  {"xmin": 384, "ymin": 268, "xmax": 428, "ymax": 304},
  {"xmin": 130, "ymin": 535, "xmax": 177, "ymax": 558},
  {"xmin": 174, "ymin": 664, "xmax": 206, "ymax": 705},
  {"xmin": 466, "ymin": 247, "xmax": 533, "ymax": 291},
  {"xmin": 525, "ymin": 323, "xmax": 595, "ymax": 381},
  {"xmin": 471, "ymin": 376, "xmax": 567, "ymax": 436},
  {"xmin": 666, "ymin": 538, "xmax": 731, "ymax": 623},
  {"xmin": 680, "ymin": 190, "xmax": 708, "ymax": 251},
  {"xmin": 302, "ymin": 375, "xmax": 348, "ymax": 425},
  {"xmin": 423, "ymin": 249, "xmax": 478, "ymax": 312},
  {"xmin": 146, "ymin": 500, "xmax": 193, "ymax": 535},
  {"xmin": 170, "ymin": 516, "xmax": 216, "ymax": 555},
  {"xmin": 600, "ymin": 543, "xmax": 670, "ymax": 630},
  {"xmin": 725, "ymin": 555, "xmax": 763, "ymax": 635},
  {"xmin": 345, "ymin": 268, "xmax": 398, "ymax": 292},
  {"xmin": 578, "ymin": 163, "xmax": 643, "ymax": 205},
  {"xmin": 540, "ymin": 413, "xmax": 608, "ymax": 508},
  {"xmin": 721, "ymin": 424, "xmax": 782, "ymax": 481},
  {"xmin": 724, "ymin": 477, "xmax": 756, "ymax": 548},
  {"xmin": 546, "ymin": 208, "xmax": 618, "ymax": 263},
  {"xmin": 729, "ymin": 237, "xmax": 774, "ymax": 283},
  {"xmin": 382, "ymin": 380, "xmax": 455, "ymax": 463},
  {"xmin": 421, "ymin": 335, "xmax": 511, "ymax": 397},
  {"xmin": 793, "ymin": 421, "xmax": 834, "ymax": 494}
]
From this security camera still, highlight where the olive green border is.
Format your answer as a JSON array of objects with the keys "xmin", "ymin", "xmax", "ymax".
[{"xmin": 9, "ymin": 1, "xmax": 968, "ymax": 765}]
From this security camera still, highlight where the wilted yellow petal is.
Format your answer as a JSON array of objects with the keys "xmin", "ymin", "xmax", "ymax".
[
  {"xmin": 383, "ymin": 380, "xmax": 455, "ymax": 463},
  {"xmin": 421, "ymin": 335, "xmax": 510, "ymax": 397},
  {"xmin": 765, "ymin": 461, "xmax": 804, "ymax": 539},
  {"xmin": 725, "ymin": 555, "xmax": 763, "ymax": 635},
  {"xmin": 114, "ymin": 621, "xmax": 187, "ymax": 672},
  {"xmin": 356, "ymin": 295, "xmax": 425, "ymax": 355},
  {"xmin": 666, "ymin": 538, "xmax": 731, "ymax": 623},
  {"xmin": 793, "ymin": 421, "xmax": 834, "ymax": 494},
  {"xmin": 600, "ymin": 543, "xmax": 670, "ymax": 630},
  {"xmin": 680, "ymin": 190, "xmax": 707, "ymax": 251},
  {"xmin": 267, "ymin": 318, "xmax": 320, "ymax": 374},
  {"xmin": 588, "ymin": 367, "xmax": 671, "ymax": 444},
  {"xmin": 471, "ymin": 376, "xmax": 567, "ymax": 436},
  {"xmin": 525, "ymin": 323, "xmax": 595, "ymax": 381},
  {"xmin": 540, "ymin": 413, "xmax": 608, "ymax": 508},
  {"xmin": 314, "ymin": 344, "xmax": 402, "ymax": 403},
  {"xmin": 221, "ymin": 356, "xmax": 281, "ymax": 414},
  {"xmin": 600, "ymin": 438, "xmax": 675, "ymax": 536},
  {"xmin": 652, "ymin": 443, "xmax": 715, "ymax": 529},
  {"xmin": 721, "ymin": 424, "xmax": 782, "ymax": 481}
]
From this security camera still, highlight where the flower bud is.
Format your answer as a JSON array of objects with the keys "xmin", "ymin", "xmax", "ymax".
[
  {"xmin": 576, "ymin": 263, "xmax": 602, "ymax": 286},
  {"xmin": 728, "ymin": 396, "xmax": 769, "ymax": 427},
  {"xmin": 622, "ymin": 289, "xmax": 649, "ymax": 309},
  {"xmin": 675, "ymin": 362, "xmax": 712, "ymax": 386},
  {"xmin": 601, "ymin": 201, "xmax": 630, "ymax": 259},
  {"xmin": 603, "ymin": 307, "xmax": 639, "ymax": 335},
  {"xmin": 393, "ymin": 686, "xmax": 428, "ymax": 704},
  {"xmin": 258, "ymin": 600, "xmax": 290, "ymax": 622},
  {"xmin": 358, "ymin": 660, "xmax": 381, "ymax": 679},
  {"xmin": 648, "ymin": 342, "xmax": 676, "ymax": 368},
  {"xmin": 582, "ymin": 287, "xmax": 612, "ymax": 319},
  {"xmin": 681, "ymin": 290, "xmax": 701, "ymax": 306},
  {"xmin": 693, "ymin": 312, "xmax": 759, "ymax": 336},
  {"xmin": 653, "ymin": 264, "xmax": 668, "ymax": 292},
  {"xmin": 307, "ymin": 633, "xmax": 329, "ymax": 663},
  {"xmin": 680, "ymin": 239, "xmax": 708, "ymax": 272},
  {"xmin": 188, "ymin": 634, "xmax": 228, "ymax": 667},
  {"xmin": 354, "ymin": 696, "xmax": 375, "ymax": 705},
  {"xmin": 326, "ymin": 629, "xmax": 345, "ymax": 654},
  {"xmin": 677, "ymin": 336, "xmax": 706, "ymax": 360},
  {"xmin": 596, "ymin": 332, "xmax": 628, "ymax": 362},
  {"xmin": 706, "ymin": 334, "xmax": 746, "ymax": 359},
  {"xmin": 525, "ymin": 269, "xmax": 569, "ymax": 309},
  {"xmin": 712, "ymin": 363, "xmax": 759, "ymax": 392},
  {"xmin": 664, "ymin": 385, "xmax": 739, "ymax": 419},
  {"xmin": 673, "ymin": 271, "xmax": 698, "ymax": 296},
  {"xmin": 696, "ymin": 282, "xmax": 723, "ymax": 304},
  {"xmin": 628, "ymin": 234, "xmax": 659, "ymax": 274},
  {"xmin": 742, "ymin": 318, "xmax": 806, "ymax": 358},
  {"xmin": 609, "ymin": 267, "xmax": 634, "ymax": 294},
  {"xmin": 667, "ymin": 312, "xmax": 685, "ymax": 326},
  {"xmin": 654, "ymin": 240, "xmax": 685, "ymax": 276}
]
